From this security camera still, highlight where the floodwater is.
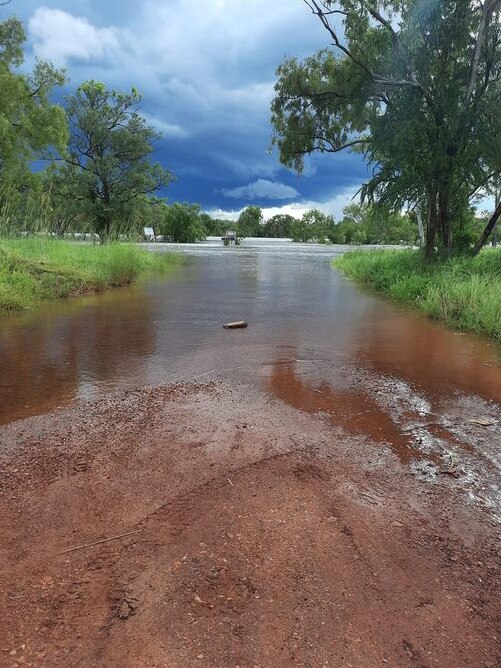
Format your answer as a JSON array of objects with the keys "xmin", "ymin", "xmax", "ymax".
[{"xmin": 1, "ymin": 238, "xmax": 501, "ymax": 431}]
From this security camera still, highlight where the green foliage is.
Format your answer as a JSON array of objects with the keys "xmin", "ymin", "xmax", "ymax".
[
  {"xmin": 158, "ymin": 202, "xmax": 207, "ymax": 243},
  {"xmin": 50, "ymin": 81, "xmax": 174, "ymax": 241},
  {"xmin": 262, "ymin": 214, "xmax": 296, "ymax": 238},
  {"xmin": 0, "ymin": 238, "xmax": 180, "ymax": 314},
  {"xmin": 238, "ymin": 206, "xmax": 263, "ymax": 237},
  {"xmin": 271, "ymin": 0, "xmax": 501, "ymax": 256},
  {"xmin": 0, "ymin": 16, "xmax": 67, "ymax": 188},
  {"xmin": 290, "ymin": 209, "xmax": 334, "ymax": 242},
  {"xmin": 330, "ymin": 218, "xmax": 365, "ymax": 245},
  {"xmin": 335, "ymin": 248, "xmax": 501, "ymax": 340},
  {"xmin": 198, "ymin": 213, "xmax": 228, "ymax": 237},
  {"xmin": 339, "ymin": 203, "xmax": 418, "ymax": 245}
]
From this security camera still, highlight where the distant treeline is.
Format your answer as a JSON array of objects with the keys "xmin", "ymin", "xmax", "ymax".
[{"xmin": 150, "ymin": 202, "xmax": 486, "ymax": 246}]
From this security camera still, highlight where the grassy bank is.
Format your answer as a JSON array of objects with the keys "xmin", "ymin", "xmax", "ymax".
[
  {"xmin": 0, "ymin": 238, "xmax": 180, "ymax": 314},
  {"xmin": 335, "ymin": 248, "xmax": 501, "ymax": 341}
]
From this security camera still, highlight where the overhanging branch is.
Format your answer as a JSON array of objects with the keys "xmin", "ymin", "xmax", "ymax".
[{"xmin": 303, "ymin": 0, "xmax": 428, "ymax": 97}]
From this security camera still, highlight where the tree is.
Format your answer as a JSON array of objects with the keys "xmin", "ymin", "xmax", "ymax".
[
  {"xmin": 159, "ymin": 202, "xmax": 206, "ymax": 243},
  {"xmin": 53, "ymin": 81, "xmax": 173, "ymax": 241},
  {"xmin": 343, "ymin": 203, "xmax": 368, "ymax": 225},
  {"xmin": 238, "ymin": 206, "xmax": 263, "ymax": 237},
  {"xmin": 335, "ymin": 217, "xmax": 365, "ymax": 245},
  {"xmin": 263, "ymin": 213, "xmax": 296, "ymax": 238},
  {"xmin": 352, "ymin": 204, "xmax": 417, "ymax": 244},
  {"xmin": 0, "ymin": 15, "xmax": 67, "ymax": 192},
  {"xmin": 198, "ymin": 213, "xmax": 228, "ymax": 237},
  {"xmin": 290, "ymin": 209, "xmax": 333, "ymax": 242},
  {"xmin": 271, "ymin": 0, "xmax": 501, "ymax": 257}
]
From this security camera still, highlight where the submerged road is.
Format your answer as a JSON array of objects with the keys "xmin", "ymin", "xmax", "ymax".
[{"xmin": 0, "ymin": 239, "xmax": 500, "ymax": 667}]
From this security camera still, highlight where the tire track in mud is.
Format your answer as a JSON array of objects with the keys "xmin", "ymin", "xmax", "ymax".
[{"xmin": 1, "ymin": 381, "xmax": 500, "ymax": 667}]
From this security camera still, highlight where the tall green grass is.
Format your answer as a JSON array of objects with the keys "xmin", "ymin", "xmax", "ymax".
[
  {"xmin": 0, "ymin": 238, "xmax": 180, "ymax": 314},
  {"xmin": 335, "ymin": 248, "xmax": 501, "ymax": 341}
]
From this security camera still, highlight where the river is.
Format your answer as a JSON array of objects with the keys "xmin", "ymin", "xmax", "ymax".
[{"xmin": 1, "ymin": 238, "xmax": 500, "ymax": 428}]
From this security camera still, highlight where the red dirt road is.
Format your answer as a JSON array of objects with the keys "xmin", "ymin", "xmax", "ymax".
[{"xmin": 0, "ymin": 379, "xmax": 500, "ymax": 668}]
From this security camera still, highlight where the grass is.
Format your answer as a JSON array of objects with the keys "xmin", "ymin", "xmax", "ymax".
[
  {"xmin": 0, "ymin": 238, "xmax": 181, "ymax": 315},
  {"xmin": 334, "ymin": 248, "xmax": 501, "ymax": 341}
]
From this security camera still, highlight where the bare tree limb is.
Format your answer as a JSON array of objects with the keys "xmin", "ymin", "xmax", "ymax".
[
  {"xmin": 366, "ymin": 5, "xmax": 421, "ymax": 89},
  {"xmin": 466, "ymin": 0, "xmax": 501, "ymax": 104},
  {"xmin": 303, "ymin": 0, "xmax": 374, "ymax": 77},
  {"xmin": 467, "ymin": 170, "xmax": 499, "ymax": 198},
  {"xmin": 472, "ymin": 196, "xmax": 501, "ymax": 254},
  {"xmin": 311, "ymin": 136, "xmax": 368, "ymax": 152}
]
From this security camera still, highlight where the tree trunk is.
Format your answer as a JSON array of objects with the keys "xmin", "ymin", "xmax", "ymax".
[
  {"xmin": 437, "ymin": 187, "xmax": 453, "ymax": 255},
  {"xmin": 472, "ymin": 197, "xmax": 501, "ymax": 254},
  {"xmin": 492, "ymin": 189, "xmax": 500, "ymax": 246},
  {"xmin": 466, "ymin": 0, "xmax": 493, "ymax": 104},
  {"xmin": 416, "ymin": 208, "xmax": 425, "ymax": 246},
  {"xmin": 425, "ymin": 200, "xmax": 437, "ymax": 260},
  {"xmin": 96, "ymin": 212, "xmax": 112, "ymax": 244}
]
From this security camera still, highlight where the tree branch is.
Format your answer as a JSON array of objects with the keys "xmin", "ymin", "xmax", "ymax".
[
  {"xmin": 366, "ymin": 5, "xmax": 421, "ymax": 89},
  {"xmin": 465, "ymin": 0, "xmax": 501, "ymax": 104},
  {"xmin": 313, "ymin": 136, "xmax": 368, "ymax": 152},
  {"xmin": 467, "ymin": 170, "xmax": 499, "ymax": 199},
  {"xmin": 303, "ymin": 0, "xmax": 374, "ymax": 77},
  {"xmin": 304, "ymin": 0, "xmax": 431, "ymax": 99},
  {"xmin": 472, "ymin": 196, "xmax": 501, "ymax": 254}
]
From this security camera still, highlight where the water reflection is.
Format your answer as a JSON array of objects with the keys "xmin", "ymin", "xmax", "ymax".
[
  {"xmin": 0, "ymin": 239, "xmax": 500, "ymax": 426},
  {"xmin": 351, "ymin": 303, "xmax": 501, "ymax": 403},
  {"xmin": 267, "ymin": 356, "xmax": 425, "ymax": 463},
  {"xmin": 0, "ymin": 288, "xmax": 156, "ymax": 423}
]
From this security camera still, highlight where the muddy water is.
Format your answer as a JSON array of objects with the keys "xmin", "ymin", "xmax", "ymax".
[{"xmin": 1, "ymin": 238, "xmax": 501, "ymax": 432}]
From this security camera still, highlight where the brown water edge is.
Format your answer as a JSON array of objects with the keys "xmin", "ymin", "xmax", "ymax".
[
  {"xmin": 0, "ymin": 284, "xmax": 154, "ymax": 425},
  {"xmin": 0, "ymin": 241, "xmax": 501, "ymax": 429},
  {"xmin": 351, "ymin": 301, "xmax": 501, "ymax": 403},
  {"xmin": 267, "ymin": 357, "xmax": 426, "ymax": 464}
]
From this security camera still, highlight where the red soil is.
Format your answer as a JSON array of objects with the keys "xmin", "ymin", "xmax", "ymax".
[{"xmin": 0, "ymin": 381, "xmax": 499, "ymax": 667}]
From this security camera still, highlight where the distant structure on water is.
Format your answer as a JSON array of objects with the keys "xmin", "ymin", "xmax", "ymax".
[{"xmin": 222, "ymin": 230, "xmax": 240, "ymax": 246}]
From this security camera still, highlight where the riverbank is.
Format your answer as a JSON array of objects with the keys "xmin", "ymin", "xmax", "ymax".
[
  {"xmin": 0, "ymin": 239, "xmax": 180, "ymax": 315},
  {"xmin": 335, "ymin": 248, "xmax": 501, "ymax": 341}
]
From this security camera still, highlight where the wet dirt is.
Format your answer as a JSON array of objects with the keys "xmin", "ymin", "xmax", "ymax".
[
  {"xmin": 0, "ymin": 377, "xmax": 500, "ymax": 668},
  {"xmin": 0, "ymin": 241, "xmax": 501, "ymax": 667}
]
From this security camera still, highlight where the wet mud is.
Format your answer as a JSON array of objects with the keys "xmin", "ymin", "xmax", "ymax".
[
  {"xmin": 0, "ymin": 241, "xmax": 500, "ymax": 666},
  {"xmin": 0, "ymin": 374, "xmax": 500, "ymax": 668}
]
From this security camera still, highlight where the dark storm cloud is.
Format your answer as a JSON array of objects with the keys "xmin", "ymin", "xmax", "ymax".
[{"xmin": 10, "ymin": 0, "xmax": 369, "ymax": 219}]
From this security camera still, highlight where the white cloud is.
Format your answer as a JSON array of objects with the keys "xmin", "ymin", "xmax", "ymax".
[
  {"xmin": 28, "ymin": 8, "xmax": 121, "ymax": 65},
  {"xmin": 207, "ymin": 185, "xmax": 360, "ymax": 221},
  {"xmin": 142, "ymin": 114, "xmax": 190, "ymax": 139},
  {"xmin": 222, "ymin": 179, "xmax": 299, "ymax": 200},
  {"xmin": 216, "ymin": 156, "xmax": 278, "ymax": 179}
]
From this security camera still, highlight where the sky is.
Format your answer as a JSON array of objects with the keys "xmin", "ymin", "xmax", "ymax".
[{"xmin": 9, "ymin": 0, "xmax": 371, "ymax": 221}]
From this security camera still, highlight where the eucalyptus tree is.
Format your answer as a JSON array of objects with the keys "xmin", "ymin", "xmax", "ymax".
[
  {"xmin": 54, "ymin": 81, "xmax": 173, "ymax": 241},
  {"xmin": 271, "ymin": 0, "xmax": 501, "ymax": 257},
  {"xmin": 263, "ymin": 213, "xmax": 296, "ymax": 238},
  {"xmin": 238, "ymin": 206, "xmax": 264, "ymax": 236},
  {"xmin": 159, "ymin": 202, "xmax": 207, "ymax": 243},
  {"xmin": 0, "ymin": 14, "xmax": 67, "ymax": 195}
]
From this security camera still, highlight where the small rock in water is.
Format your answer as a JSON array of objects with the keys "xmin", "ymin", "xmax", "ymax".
[{"xmin": 223, "ymin": 321, "xmax": 248, "ymax": 329}]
